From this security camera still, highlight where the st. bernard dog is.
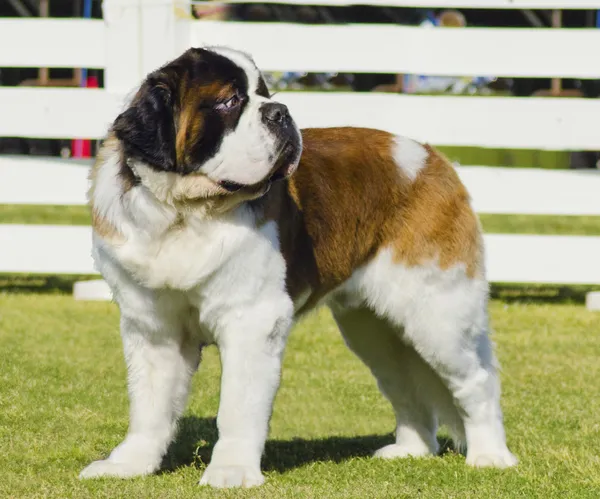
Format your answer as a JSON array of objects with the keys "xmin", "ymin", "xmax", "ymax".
[{"xmin": 80, "ymin": 46, "xmax": 517, "ymax": 488}]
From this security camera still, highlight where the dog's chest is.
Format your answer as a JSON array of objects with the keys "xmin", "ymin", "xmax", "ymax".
[{"xmin": 109, "ymin": 213, "xmax": 283, "ymax": 292}]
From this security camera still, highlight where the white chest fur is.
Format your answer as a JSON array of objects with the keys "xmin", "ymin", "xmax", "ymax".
[
  {"xmin": 90, "ymin": 153, "xmax": 292, "ymax": 351},
  {"xmin": 96, "ymin": 206, "xmax": 284, "ymax": 293},
  {"xmin": 90, "ymin": 151, "xmax": 283, "ymax": 293}
]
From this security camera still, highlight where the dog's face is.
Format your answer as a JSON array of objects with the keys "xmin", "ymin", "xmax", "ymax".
[{"xmin": 112, "ymin": 47, "xmax": 302, "ymax": 199}]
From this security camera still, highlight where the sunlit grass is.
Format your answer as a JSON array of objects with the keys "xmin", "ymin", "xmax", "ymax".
[{"xmin": 1, "ymin": 288, "xmax": 600, "ymax": 498}]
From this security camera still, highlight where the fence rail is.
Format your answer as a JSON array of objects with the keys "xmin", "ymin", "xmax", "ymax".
[
  {"xmin": 211, "ymin": 0, "xmax": 600, "ymax": 7},
  {"xmin": 2, "ymin": 89, "xmax": 600, "ymax": 150},
  {"xmin": 1, "ymin": 0, "xmax": 599, "ymax": 295},
  {"xmin": 192, "ymin": 22, "xmax": 600, "ymax": 78},
  {"xmin": 0, "ymin": 88, "xmax": 121, "ymax": 139},
  {"xmin": 5, "ymin": 19, "xmax": 600, "ymax": 78},
  {"xmin": 4, "ymin": 157, "xmax": 600, "ymax": 216},
  {"xmin": 4, "ymin": 225, "xmax": 600, "ymax": 286},
  {"xmin": 0, "ymin": 19, "xmax": 105, "ymax": 68}
]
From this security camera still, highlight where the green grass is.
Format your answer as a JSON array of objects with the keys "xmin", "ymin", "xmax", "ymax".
[
  {"xmin": 1, "ymin": 287, "xmax": 600, "ymax": 498},
  {"xmin": 0, "ymin": 204, "xmax": 92, "ymax": 225},
  {"xmin": 437, "ymin": 146, "xmax": 569, "ymax": 170},
  {"xmin": 1, "ymin": 175, "xmax": 599, "ymax": 496},
  {"xmin": 478, "ymin": 214, "xmax": 600, "ymax": 236},
  {"xmin": 3, "ymin": 204, "xmax": 600, "ymax": 236}
]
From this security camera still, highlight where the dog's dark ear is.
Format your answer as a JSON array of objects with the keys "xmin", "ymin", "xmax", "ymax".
[{"xmin": 112, "ymin": 77, "xmax": 176, "ymax": 172}]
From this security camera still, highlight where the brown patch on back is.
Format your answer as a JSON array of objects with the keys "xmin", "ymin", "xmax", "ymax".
[
  {"xmin": 254, "ymin": 127, "xmax": 483, "ymax": 306},
  {"xmin": 256, "ymin": 127, "xmax": 410, "ymax": 304}
]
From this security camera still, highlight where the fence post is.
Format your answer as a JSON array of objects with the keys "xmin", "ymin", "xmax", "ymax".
[
  {"xmin": 139, "ymin": 0, "xmax": 193, "ymax": 77},
  {"xmin": 75, "ymin": 0, "xmax": 144, "ymax": 301},
  {"xmin": 102, "ymin": 0, "xmax": 191, "ymax": 98},
  {"xmin": 74, "ymin": 0, "xmax": 192, "ymax": 301},
  {"xmin": 102, "ymin": 0, "xmax": 143, "ymax": 99}
]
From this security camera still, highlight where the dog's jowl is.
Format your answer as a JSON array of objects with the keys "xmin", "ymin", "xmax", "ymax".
[{"xmin": 81, "ymin": 46, "xmax": 517, "ymax": 488}]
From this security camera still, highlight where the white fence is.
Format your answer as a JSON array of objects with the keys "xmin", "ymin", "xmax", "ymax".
[{"xmin": 1, "ymin": 0, "xmax": 600, "ymax": 297}]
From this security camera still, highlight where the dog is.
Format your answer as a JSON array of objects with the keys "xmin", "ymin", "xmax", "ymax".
[{"xmin": 80, "ymin": 46, "xmax": 517, "ymax": 488}]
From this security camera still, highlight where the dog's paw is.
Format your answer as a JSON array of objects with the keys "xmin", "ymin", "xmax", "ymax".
[
  {"xmin": 199, "ymin": 464, "xmax": 264, "ymax": 488},
  {"xmin": 373, "ymin": 443, "xmax": 435, "ymax": 459},
  {"xmin": 466, "ymin": 449, "xmax": 518, "ymax": 468},
  {"xmin": 79, "ymin": 459, "xmax": 155, "ymax": 479}
]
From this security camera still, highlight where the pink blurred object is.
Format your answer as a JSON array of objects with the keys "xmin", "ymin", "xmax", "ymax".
[{"xmin": 71, "ymin": 75, "xmax": 98, "ymax": 158}]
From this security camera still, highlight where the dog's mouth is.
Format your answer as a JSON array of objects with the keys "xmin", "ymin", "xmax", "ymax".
[
  {"xmin": 218, "ymin": 141, "xmax": 300, "ymax": 194},
  {"xmin": 217, "ymin": 167, "xmax": 291, "ymax": 193},
  {"xmin": 218, "ymin": 180, "xmax": 245, "ymax": 193}
]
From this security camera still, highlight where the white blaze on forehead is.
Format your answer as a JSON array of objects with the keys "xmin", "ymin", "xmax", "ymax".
[
  {"xmin": 393, "ymin": 135, "xmax": 429, "ymax": 181},
  {"xmin": 206, "ymin": 46, "xmax": 262, "ymax": 95}
]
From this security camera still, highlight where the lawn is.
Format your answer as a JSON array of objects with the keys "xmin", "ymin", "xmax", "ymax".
[
  {"xmin": 1, "ymin": 281, "xmax": 600, "ymax": 498},
  {"xmin": 2, "ymin": 203, "xmax": 600, "ymax": 497}
]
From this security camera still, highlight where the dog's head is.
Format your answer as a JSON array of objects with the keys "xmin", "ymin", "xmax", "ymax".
[{"xmin": 112, "ymin": 47, "xmax": 302, "ymax": 202}]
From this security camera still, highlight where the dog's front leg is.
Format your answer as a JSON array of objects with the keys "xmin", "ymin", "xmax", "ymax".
[
  {"xmin": 199, "ymin": 299, "xmax": 293, "ymax": 488},
  {"xmin": 80, "ymin": 305, "xmax": 200, "ymax": 479}
]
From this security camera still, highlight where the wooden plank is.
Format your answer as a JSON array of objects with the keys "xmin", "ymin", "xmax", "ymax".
[
  {"xmin": 277, "ymin": 93, "xmax": 600, "ymax": 151},
  {"xmin": 0, "ymin": 19, "xmax": 105, "ymax": 68},
  {"xmin": 0, "ymin": 225, "xmax": 97, "ymax": 274},
  {"xmin": 2, "ymin": 224, "xmax": 600, "ymax": 284},
  {"xmin": 73, "ymin": 279, "xmax": 112, "ymax": 301},
  {"xmin": 458, "ymin": 166, "xmax": 600, "ymax": 216},
  {"xmin": 0, "ymin": 88, "xmax": 123, "ymax": 139},
  {"xmin": 2, "ymin": 160, "xmax": 600, "ymax": 215},
  {"xmin": 0, "ymin": 156, "xmax": 92, "ymax": 205},
  {"xmin": 76, "ymin": 0, "xmax": 600, "ymax": 8},
  {"xmin": 193, "ymin": 22, "xmax": 600, "ymax": 78},
  {"xmin": 485, "ymin": 234, "xmax": 600, "ymax": 285},
  {"xmin": 3, "ymin": 88, "xmax": 600, "ymax": 150},
  {"xmin": 219, "ymin": 0, "xmax": 600, "ymax": 7}
]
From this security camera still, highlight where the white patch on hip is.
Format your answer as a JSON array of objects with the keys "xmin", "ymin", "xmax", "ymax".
[{"xmin": 392, "ymin": 135, "xmax": 429, "ymax": 181}]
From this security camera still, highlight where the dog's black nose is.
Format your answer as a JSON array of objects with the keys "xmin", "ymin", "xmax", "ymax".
[{"xmin": 261, "ymin": 102, "xmax": 289, "ymax": 124}]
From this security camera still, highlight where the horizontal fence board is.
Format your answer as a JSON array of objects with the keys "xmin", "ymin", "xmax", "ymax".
[
  {"xmin": 0, "ymin": 225, "xmax": 96, "ymax": 274},
  {"xmin": 485, "ymin": 234, "xmax": 600, "ymax": 285},
  {"xmin": 458, "ymin": 166, "xmax": 600, "ymax": 215},
  {"xmin": 3, "ymin": 158, "xmax": 600, "ymax": 215},
  {"xmin": 0, "ymin": 156, "xmax": 92, "ymax": 205},
  {"xmin": 3, "ymin": 88, "xmax": 600, "ymax": 150},
  {"xmin": 0, "ymin": 88, "xmax": 123, "ymax": 140},
  {"xmin": 218, "ymin": 0, "xmax": 600, "ymax": 7},
  {"xmin": 0, "ymin": 19, "xmax": 105, "ymax": 69},
  {"xmin": 2, "ymin": 225, "xmax": 600, "ymax": 284},
  {"xmin": 278, "ymin": 93, "xmax": 600, "ymax": 150},
  {"xmin": 193, "ymin": 22, "xmax": 600, "ymax": 78}
]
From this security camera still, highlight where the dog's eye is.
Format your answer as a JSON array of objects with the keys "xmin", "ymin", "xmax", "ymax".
[{"xmin": 215, "ymin": 94, "xmax": 241, "ymax": 112}]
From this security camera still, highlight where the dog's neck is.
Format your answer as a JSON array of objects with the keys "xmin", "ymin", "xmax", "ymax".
[{"xmin": 89, "ymin": 138, "xmax": 269, "ymax": 244}]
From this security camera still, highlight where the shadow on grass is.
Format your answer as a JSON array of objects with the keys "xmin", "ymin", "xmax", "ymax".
[
  {"xmin": 490, "ymin": 283, "xmax": 600, "ymax": 305},
  {"xmin": 2, "ymin": 275, "xmax": 600, "ymax": 306},
  {"xmin": 162, "ymin": 416, "xmax": 458, "ymax": 474},
  {"xmin": 0, "ymin": 274, "xmax": 98, "ymax": 295}
]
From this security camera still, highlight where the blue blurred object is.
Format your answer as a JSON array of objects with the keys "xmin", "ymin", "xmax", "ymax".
[{"xmin": 81, "ymin": 0, "xmax": 92, "ymax": 85}]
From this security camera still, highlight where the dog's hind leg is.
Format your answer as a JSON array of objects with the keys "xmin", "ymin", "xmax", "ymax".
[
  {"xmin": 345, "ymin": 250, "xmax": 517, "ymax": 468},
  {"xmin": 331, "ymin": 305, "xmax": 448, "ymax": 459}
]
